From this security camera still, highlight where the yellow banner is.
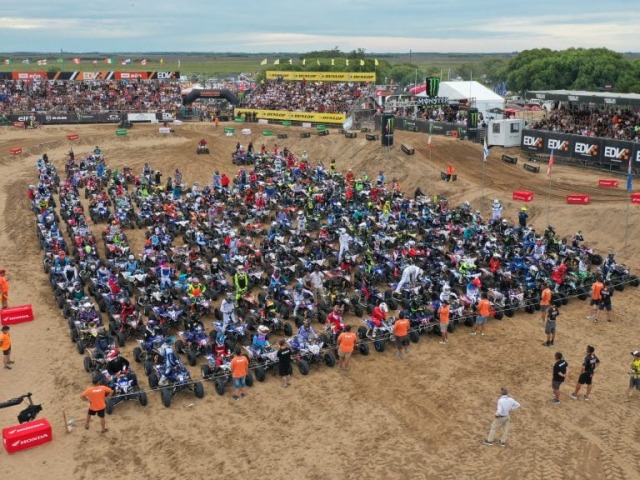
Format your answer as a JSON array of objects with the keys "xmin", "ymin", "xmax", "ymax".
[
  {"xmin": 234, "ymin": 109, "xmax": 346, "ymax": 124},
  {"xmin": 265, "ymin": 71, "xmax": 376, "ymax": 82}
]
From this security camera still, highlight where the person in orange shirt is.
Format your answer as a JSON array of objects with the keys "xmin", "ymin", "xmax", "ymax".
[
  {"xmin": 81, "ymin": 378, "xmax": 113, "ymax": 433},
  {"xmin": 471, "ymin": 293, "xmax": 491, "ymax": 336},
  {"xmin": 230, "ymin": 347, "xmax": 250, "ymax": 400},
  {"xmin": 0, "ymin": 270, "xmax": 9, "ymax": 309},
  {"xmin": 393, "ymin": 313, "xmax": 411, "ymax": 358},
  {"xmin": 540, "ymin": 283, "xmax": 552, "ymax": 322},
  {"xmin": 337, "ymin": 325, "xmax": 357, "ymax": 370},
  {"xmin": 446, "ymin": 164, "xmax": 455, "ymax": 182},
  {"xmin": 587, "ymin": 278, "xmax": 604, "ymax": 320},
  {"xmin": 439, "ymin": 301, "xmax": 450, "ymax": 344},
  {"xmin": 0, "ymin": 325, "xmax": 13, "ymax": 369}
]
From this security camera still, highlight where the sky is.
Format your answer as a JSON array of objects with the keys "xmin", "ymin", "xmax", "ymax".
[{"xmin": 1, "ymin": 0, "xmax": 639, "ymax": 53}]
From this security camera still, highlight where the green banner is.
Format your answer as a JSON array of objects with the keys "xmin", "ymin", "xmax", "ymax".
[{"xmin": 115, "ymin": 129, "xmax": 127, "ymax": 136}]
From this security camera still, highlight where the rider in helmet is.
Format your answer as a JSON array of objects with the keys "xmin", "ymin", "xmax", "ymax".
[
  {"xmin": 220, "ymin": 293, "xmax": 236, "ymax": 329},
  {"xmin": 370, "ymin": 302, "xmax": 388, "ymax": 328},
  {"xmin": 234, "ymin": 265, "xmax": 249, "ymax": 305},
  {"xmin": 297, "ymin": 318, "xmax": 318, "ymax": 344},
  {"xmin": 144, "ymin": 319, "xmax": 163, "ymax": 341},
  {"xmin": 252, "ymin": 325, "xmax": 270, "ymax": 353},
  {"xmin": 187, "ymin": 277, "xmax": 206, "ymax": 298},
  {"xmin": 95, "ymin": 328, "xmax": 115, "ymax": 358},
  {"xmin": 124, "ymin": 254, "xmax": 138, "ymax": 274},
  {"xmin": 119, "ymin": 298, "xmax": 136, "ymax": 321}
]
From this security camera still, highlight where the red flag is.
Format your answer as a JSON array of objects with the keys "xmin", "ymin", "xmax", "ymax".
[{"xmin": 547, "ymin": 150, "xmax": 555, "ymax": 178}]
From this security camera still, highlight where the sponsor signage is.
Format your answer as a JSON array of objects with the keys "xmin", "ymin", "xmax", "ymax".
[
  {"xmin": 566, "ymin": 194, "xmax": 590, "ymax": 205},
  {"xmin": 265, "ymin": 71, "xmax": 376, "ymax": 82},
  {"xmin": 512, "ymin": 190, "xmax": 534, "ymax": 202},
  {"xmin": 573, "ymin": 137, "xmax": 601, "ymax": 159},
  {"xmin": 1, "ymin": 304, "xmax": 34, "ymax": 325},
  {"xmin": 522, "ymin": 132, "xmax": 544, "ymax": 152},
  {"xmin": 3, "ymin": 418, "xmax": 52, "ymax": 454},
  {"xmin": 0, "ymin": 71, "xmax": 180, "ymax": 81},
  {"xmin": 631, "ymin": 193, "xmax": 640, "ymax": 204},
  {"xmin": 374, "ymin": 115, "xmax": 467, "ymax": 137},
  {"xmin": 521, "ymin": 130, "xmax": 639, "ymax": 169},
  {"xmin": 598, "ymin": 179, "xmax": 619, "ymax": 188},
  {"xmin": 9, "ymin": 147, "xmax": 23, "ymax": 155},
  {"xmin": 234, "ymin": 108, "xmax": 346, "ymax": 124},
  {"xmin": 601, "ymin": 139, "xmax": 631, "ymax": 164}
]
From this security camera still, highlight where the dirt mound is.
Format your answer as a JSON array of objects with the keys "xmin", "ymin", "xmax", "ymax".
[{"xmin": 1, "ymin": 123, "xmax": 639, "ymax": 479}]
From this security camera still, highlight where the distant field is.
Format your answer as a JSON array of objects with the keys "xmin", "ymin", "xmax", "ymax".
[{"xmin": 0, "ymin": 53, "xmax": 507, "ymax": 78}]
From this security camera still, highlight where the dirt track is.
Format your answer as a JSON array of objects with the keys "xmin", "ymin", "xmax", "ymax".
[{"xmin": 1, "ymin": 122, "xmax": 640, "ymax": 480}]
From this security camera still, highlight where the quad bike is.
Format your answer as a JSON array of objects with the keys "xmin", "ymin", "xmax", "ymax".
[
  {"xmin": 147, "ymin": 362, "xmax": 205, "ymax": 408},
  {"xmin": 201, "ymin": 354, "xmax": 254, "ymax": 396}
]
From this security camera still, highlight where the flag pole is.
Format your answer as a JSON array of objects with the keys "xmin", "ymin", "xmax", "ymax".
[{"xmin": 624, "ymin": 195, "xmax": 630, "ymax": 251}]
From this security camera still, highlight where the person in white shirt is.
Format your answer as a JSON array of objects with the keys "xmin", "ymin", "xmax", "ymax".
[
  {"xmin": 338, "ymin": 229, "xmax": 352, "ymax": 262},
  {"xmin": 220, "ymin": 293, "xmax": 236, "ymax": 328},
  {"xmin": 395, "ymin": 264, "xmax": 424, "ymax": 294},
  {"xmin": 484, "ymin": 387, "xmax": 521, "ymax": 447},
  {"xmin": 491, "ymin": 199, "xmax": 503, "ymax": 222},
  {"xmin": 308, "ymin": 267, "xmax": 325, "ymax": 304}
]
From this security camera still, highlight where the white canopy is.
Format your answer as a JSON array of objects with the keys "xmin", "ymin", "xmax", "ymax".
[{"xmin": 417, "ymin": 81, "xmax": 504, "ymax": 120}]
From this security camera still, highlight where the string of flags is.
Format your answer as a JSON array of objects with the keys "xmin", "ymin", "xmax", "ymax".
[
  {"xmin": 3, "ymin": 58, "xmax": 155, "ymax": 66},
  {"xmin": 260, "ymin": 58, "xmax": 379, "ymax": 66}
]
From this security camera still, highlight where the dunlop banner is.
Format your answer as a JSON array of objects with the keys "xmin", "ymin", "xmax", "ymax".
[
  {"xmin": 265, "ymin": 71, "xmax": 376, "ymax": 82},
  {"xmin": 234, "ymin": 109, "xmax": 346, "ymax": 124}
]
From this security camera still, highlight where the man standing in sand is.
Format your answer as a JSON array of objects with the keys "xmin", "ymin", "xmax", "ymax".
[
  {"xmin": 0, "ymin": 270, "xmax": 9, "ymax": 309},
  {"xmin": 81, "ymin": 378, "xmax": 113, "ymax": 433},
  {"xmin": 230, "ymin": 347, "xmax": 249, "ymax": 400},
  {"xmin": 484, "ymin": 387, "xmax": 520, "ymax": 447},
  {"xmin": 550, "ymin": 352, "xmax": 568, "ymax": 404},
  {"xmin": 570, "ymin": 345, "xmax": 600, "ymax": 401},
  {"xmin": 628, "ymin": 351, "xmax": 640, "ymax": 398},
  {"xmin": 587, "ymin": 277, "xmax": 604, "ymax": 321},
  {"xmin": 337, "ymin": 325, "xmax": 357, "ymax": 370},
  {"xmin": 540, "ymin": 283, "xmax": 552, "ymax": 322},
  {"xmin": 0, "ymin": 326, "xmax": 13, "ymax": 369}
]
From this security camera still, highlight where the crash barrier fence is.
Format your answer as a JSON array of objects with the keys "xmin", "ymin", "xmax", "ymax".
[
  {"xmin": 521, "ymin": 129, "xmax": 640, "ymax": 174},
  {"xmin": 86, "ymin": 274, "xmax": 638, "ymax": 402}
]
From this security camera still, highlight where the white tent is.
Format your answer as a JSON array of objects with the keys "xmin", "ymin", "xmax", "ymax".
[{"xmin": 417, "ymin": 81, "xmax": 504, "ymax": 121}]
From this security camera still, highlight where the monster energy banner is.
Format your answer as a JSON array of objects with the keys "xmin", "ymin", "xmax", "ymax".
[
  {"xmin": 467, "ymin": 108, "xmax": 479, "ymax": 132},
  {"xmin": 425, "ymin": 77, "xmax": 441, "ymax": 98},
  {"xmin": 416, "ymin": 96, "xmax": 449, "ymax": 107},
  {"xmin": 375, "ymin": 114, "xmax": 467, "ymax": 137},
  {"xmin": 381, "ymin": 114, "xmax": 395, "ymax": 146}
]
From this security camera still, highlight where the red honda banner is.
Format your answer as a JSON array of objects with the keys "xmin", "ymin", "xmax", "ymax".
[
  {"xmin": 512, "ymin": 190, "xmax": 534, "ymax": 202},
  {"xmin": 3, "ymin": 419, "xmax": 53, "ymax": 454},
  {"xmin": 0, "ymin": 304, "xmax": 34, "ymax": 325},
  {"xmin": 631, "ymin": 193, "xmax": 640, "ymax": 204},
  {"xmin": 598, "ymin": 179, "xmax": 619, "ymax": 188},
  {"xmin": 566, "ymin": 194, "xmax": 590, "ymax": 205}
]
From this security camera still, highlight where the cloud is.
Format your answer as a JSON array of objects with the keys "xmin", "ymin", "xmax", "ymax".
[{"xmin": 0, "ymin": 1, "xmax": 637, "ymax": 52}]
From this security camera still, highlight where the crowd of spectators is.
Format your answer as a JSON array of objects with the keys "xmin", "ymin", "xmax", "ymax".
[
  {"xmin": 383, "ymin": 104, "xmax": 469, "ymax": 125},
  {"xmin": 0, "ymin": 79, "xmax": 182, "ymax": 115},
  {"xmin": 531, "ymin": 107, "xmax": 640, "ymax": 141},
  {"xmin": 240, "ymin": 80, "xmax": 370, "ymax": 114}
]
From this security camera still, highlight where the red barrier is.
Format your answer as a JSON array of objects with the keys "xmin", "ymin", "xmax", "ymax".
[
  {"xmin": 12, "ymin": 122, "xmax": 24, "ymax": 128},
  {"xmin": 3, "ymin": 419, "xmax": 53, "ymax": 454},
  {"xmin": 10, "ymin": 147, "xmax": 23, "ymax": 155},
  {"xmin": 566, "ymin": 194, "xmax": 590, "ymax": 205},
  {"xmin": 598, "ymin": 179, "xmax": 619, "ymax": 188},
  {"xmin": 512, "ymin": 190, "xmax": 534, "ymax": 202},
  {"xmin": 1, "ymin": 305, "xmax": 35, "ymax": 325},
  {"xmin": 631, "ymin": 193, "xmax": 640, "ymax": 204},
  {"xmin": 66, "ymin": 134, "xmax": 79, "ymax": 141}
]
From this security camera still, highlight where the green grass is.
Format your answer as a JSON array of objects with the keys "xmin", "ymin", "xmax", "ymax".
[{"xmin": 0, "ymin": 53, "xmax": 501, "ymax": 77}]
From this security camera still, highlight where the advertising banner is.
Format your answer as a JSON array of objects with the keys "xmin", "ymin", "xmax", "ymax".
[
  {"xmin": 572, "ymin": 135, "xmax": 602, "ymax": 162},
  {"xmin": 234, "ymin": 108, "xmax": 346, "ymax": 124},
  {"xmin": 0, "ymin": 71, "xmax": 180, "ymax": 81},
  {"xmin": 601, "ymin": 139, "xmax": 633, "ymax": 165},
  {"xmin": 544, "ymin": 132, "xmax": 573, "ymax": 157},
  {"xmin": 265, "ymin": 71, "xmax": 376, "ymax": 82},
  {"xmin": 521, "ymin": 129, "xmax": 546, "ymax": 153}
]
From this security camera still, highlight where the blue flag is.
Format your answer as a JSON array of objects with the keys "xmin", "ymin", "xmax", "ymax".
[{"xmin": 628, "ymin": 160, "xmax": 633, "ymax": 193}]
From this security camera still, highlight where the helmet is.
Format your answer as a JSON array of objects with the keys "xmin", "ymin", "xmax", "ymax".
[
  {"xmin": 303, "ymin": 319, "xmax": 310, "ymax": 327},
  {"xmin": 58, "ymin": 251, "xmax": 66, "ymax": 257},
  {"xmin": 98, "ymin": 329, "xmax": 107, "ymax": 337},
  {"xmin": 258, "ymin": 325, "xmax": 269, "ymax": 334},
  {"xmin": 530, "ymin": 266, "xmax": 538, "ymax": 273},
  {"xmin": 443, "ymin": 285, "xmax": 451, "ymax": 292},
  {"xmin": 521, "ymin": 206, "xmax": 528, "ymax": 212},
  {"xmin": 164, "ymin": 337, "xmax": 172, "ymax": 345},
  {"xmin": 225, "ymin": 292, "xmax": 233, "ymax": 300},
  {"xmin": 472, "ymin": 277, "xmax": 481, "ymax": 287},
  {"xmin": 237, "ymin": 265, "xmax": 244, "ymax": 271},
  {"xmin": 379, "ymin": 302, "xmax": 388, "ymax": 313},
  {"xmin": 493, "ymin": 253, "xmax": 501, "ymax": 259},
  {"xmin": 271, "ymin": 221, "xmax": 277, "ymax": 227},
  {"xmin": 298, "ymin": 211, "xmax": 304, "ymax": 216},
  {"xmin": 502, "ymin": 219, "xmax": 508, "ymax": 225},
  {"xmin": 463, "ymin": 201, "xmax": 470, "ymax": 207},
  {"xmin": 493, "ymin": 199, "xmax": 500, "ymax": 205},
  {"xmin": 212, "ymin": 258, "xmax": 218, "ymax": 264},
  {"xmin": 129, "ymin": 254, "xmax": 135, "ymax": 261},
  {"xmin": 106, "ymin": 349, "xmax": 119, "ymax": 360},
  {"xmin": 147, "ymin": 319, "xmax": 157, "ymax": 327}
]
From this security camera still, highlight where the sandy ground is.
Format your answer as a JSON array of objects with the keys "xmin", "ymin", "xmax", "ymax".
[{"xmin": 1, "ymin": 122, "xmax": 640, "ymax": 480}]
